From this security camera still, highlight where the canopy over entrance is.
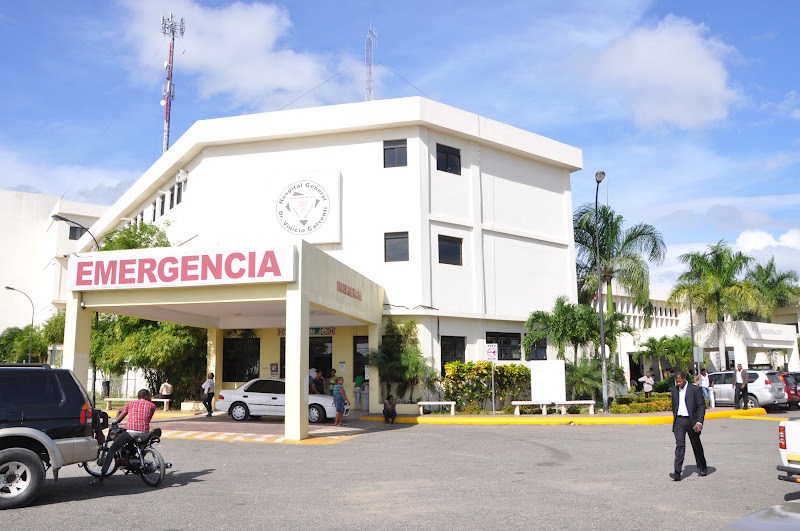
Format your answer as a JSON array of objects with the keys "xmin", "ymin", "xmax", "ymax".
[{"xmin": 61, "ymin": 240, "xmax": 385, "ymax": 440}]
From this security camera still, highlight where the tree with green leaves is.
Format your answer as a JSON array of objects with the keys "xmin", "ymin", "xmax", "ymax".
[
  {"xmin": 369, "ymin": 318, "xmax": 419, "ymax": 399},
  {"xmin": 100, "ymin": 222, "xmax": 170, "ymax": 251},
  {"xmin": 523, "ymin": 296, "xmax": 578, "ymax": 362},
  {"xmin": 743, "ymin": 257, "xmax": 800, "ymax": 320},
  {"xmin": 573, "ymin": 203, "xmax": 666, "ymax": 313}
]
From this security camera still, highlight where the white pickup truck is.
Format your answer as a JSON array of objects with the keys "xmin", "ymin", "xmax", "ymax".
[{"xmin": 778, "ymin": 419, "xmax": 800, "ymax": 483}]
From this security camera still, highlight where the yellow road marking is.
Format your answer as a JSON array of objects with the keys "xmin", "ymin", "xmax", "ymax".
[{"xmin": 159, "ymin": 430, "xmax": 356, "ymax": 445}]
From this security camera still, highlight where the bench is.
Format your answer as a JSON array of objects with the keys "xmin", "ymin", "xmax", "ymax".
[
  {"xmin": 511, "ymin": 401, "xmax": 551, "ymax": 416},
  {"xmin": 417, "ymin": 401, "xmax": 456, "ymax": 415},
  {"xmin": 511, "ymin": 400, "xmax": 595, "ymax": 415},
  {"xmin": 554, "ymin": 400, "xmax": 595, "ymax": 415},
  {"xmin": 105, "ymin": 397, "xmax": 171, "ymax": 411}
]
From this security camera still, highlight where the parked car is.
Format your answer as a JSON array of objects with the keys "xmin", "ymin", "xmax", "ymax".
[
  {"xmin": 708, "ymin": 370, "xmax": 787, "ymax": 410},
  {"xmin": 779, "ymin": 372, "xmax": 799, "ymax": 409},
  {"xmin": 215, "ymin": 378, "xmax": 349, "ymax": 423},
  {"xmin": 0, "ymin": 363, "xmax": 105, "ymax": 509}
]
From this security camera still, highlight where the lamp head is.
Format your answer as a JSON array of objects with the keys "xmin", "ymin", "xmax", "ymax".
[
  {"xmin": 595, "ymin": 171, "xmax": 606, "ymax": 184},
  {"xmin": 4, "ymin": 286, "xmax": 13, "ymax": 291}
]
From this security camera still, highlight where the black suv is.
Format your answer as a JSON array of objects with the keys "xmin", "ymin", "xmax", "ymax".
[{"xmin": 0, "ymin": 364, "xmax": 105, "ymax": 509}]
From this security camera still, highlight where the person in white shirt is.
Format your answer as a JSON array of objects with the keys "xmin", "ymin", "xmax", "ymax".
[
  {"xmin": 638, "ymin": 371, "xmax": 655, "ymax": 398},
  {"xmin": 201, "ymin": 372, "xmax": 215, "ymax": 417},
  {"xmin": 694, "ymin": 368, "xmax": 710, "ymax": 400}
]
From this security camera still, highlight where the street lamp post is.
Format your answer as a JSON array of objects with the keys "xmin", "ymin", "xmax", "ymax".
[
  {"xmin": 594, "ymin": 171, "xmax": 608, "ymax": 414},
  {"xmin": 5, "ymin": 286, "xmax": 34, "ymax": 363},
  {"xmin": 51, "ymin": 214, "xmax": 101, "ymax": 407}
]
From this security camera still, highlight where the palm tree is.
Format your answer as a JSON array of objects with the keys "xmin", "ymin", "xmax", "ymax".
[
  {"xmin": 573, "ymin": 203, "xmax": 666, "ymax": 313},
  {"xmin": 669, "ymin": 241, "xmax": 762, "ymax": 370},
  {"xmin": 633, "ymin": 336, "xmax": 669, "ymax": 381},
  {"xmin": 743, "ymin": 257, "xmax": 800, "ymax": 320},
  {"xmin": 523, "ymin": 296, "xmax": 576, "ymax": 361}
]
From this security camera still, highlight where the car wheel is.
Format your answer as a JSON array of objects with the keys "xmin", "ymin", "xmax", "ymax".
[
  {"xmin": 308, "ymin": 404, "xmax": 325, "ymax": 424},
  {"xmin": 0, "ymin": 448, "xmax": 46, "ymax": 510},
  {"xmin": 747, "ymin": 395, "xmax": 759, "ymax": 409},
  {"xmin": 229, "ymin": 402, "xmax": 250, "ymax": 421}
]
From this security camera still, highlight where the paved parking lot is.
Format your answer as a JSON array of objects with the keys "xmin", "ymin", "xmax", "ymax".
[{"xmin": 12, "ymin": 413, "xmax": 800, "ymax": 530}]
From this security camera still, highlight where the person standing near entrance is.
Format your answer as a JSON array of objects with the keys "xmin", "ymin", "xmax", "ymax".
[
  {"xmin": 695, "ymin": 368, "xmax": 710, "ymax": 400},
  {"xmin": 332, "ymin": 376, "xmax": 349, "ymax": 427},
  {"xmin": 669, "ymin": 370, "xmax": 708, "ymax": 481},
  {"xmin": 638, "ymin": 371, "xmax": 655, "ymax": 398},
  {"xmin": 201, "ymin": 372, "xmax": 215, "ymax": 417},
  {"xmin": 328, "ymin": 369, "xmax": 337, "ymax": 396},
  {"xmin": 733, "ymin": 363, "xmax": 749, "ymax": 410}
]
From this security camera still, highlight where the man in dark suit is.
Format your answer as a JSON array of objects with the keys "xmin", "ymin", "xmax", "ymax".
[
  {"xmin": 670, "ymin": 370, "xmax": 708, "ymax": 481},
  {"xmin": 733, "ymin": 363, "xmax": 749, "ymax": 410}
]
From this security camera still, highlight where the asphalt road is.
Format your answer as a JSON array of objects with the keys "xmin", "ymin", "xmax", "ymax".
[{"xmin": 11, "ymin": 413, "xmax": 800, "ymax": 530}]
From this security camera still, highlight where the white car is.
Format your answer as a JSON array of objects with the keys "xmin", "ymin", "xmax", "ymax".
[{"xmin": 215, "ymin": 378, "xmax": 349, "ymax": 423}]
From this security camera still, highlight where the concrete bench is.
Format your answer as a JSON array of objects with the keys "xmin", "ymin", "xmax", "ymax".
[
  {"xmin": 105, "ymin": 397, "xmax": 171, "ymax": 411},
  {"xmin": 511, "ymin": 401, "xmax": 551, "ymax": 416},
  {"xmin": 554, "ymin": 400, "xmax": 595, "ymax": 415},
  {"xmin": 417, "ymin": 401, "xmax": 456, "ymax": 415}
]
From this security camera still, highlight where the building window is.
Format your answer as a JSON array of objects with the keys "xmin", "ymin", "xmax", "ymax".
[
  {"xmin": 385, "ymin": 232, "xmax": 409, "ymax": 262},
  {"xmin": 438, "ymin": 235, "xmax": 462, "ymax": 266},
  {"xmin": 353, "ymin": 336, "xmax": 369, "ymax": 383},
  {"xmin": 160, "ymin": 195, "xmax": 166, "ymax": 216},
  {"xmin": 487, "ymin": 332, "xmax": 521, "ymax": 361},
  {"xmin": 222, "ymin": 337, "xmax": 260, "ymax": 382},
  {"xmin": 169, "ymin": 186, "xmax": 175, "ymax": 209},
  {"xmin": 68, "ymin": 226, "xmax": 87, "ymax": 240},
  {"xmin": 384, "ymin": 139, "xmax": 407, "ymax": 168},
  {"xmin": 151, "ymin": 201, "xmax": 157, "ymax": 222},
  {"xmin": 176, "ymin": 182, "xmax": 183, "ymax": 205},
  {"xmin": 436, "ymin": 143, "xmax": 461, "ymax": 175},
  {"xmin": 530, "ymin": 338, "xmax": 547, "ymax": 361},
  {"xmin": 440, "ymin": 336, "xmax": 465, "ymax": 375}
]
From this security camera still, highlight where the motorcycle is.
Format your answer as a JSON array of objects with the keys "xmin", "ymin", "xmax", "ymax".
[{"xmin": 81, "ymin": 417, "xmax": 171, "ymax": 487}]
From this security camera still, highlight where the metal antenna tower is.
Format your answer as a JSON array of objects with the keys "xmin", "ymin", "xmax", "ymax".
[
  {"xmin": 160, "ymin": 13, "xmax": 185, "ymax": 154},
  {"xmin": 365, "ymin": 25, "xmax": 377, "ymax": 101}
]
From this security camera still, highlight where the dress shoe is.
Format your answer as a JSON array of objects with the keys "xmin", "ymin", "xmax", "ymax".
[
  {"xmin": 699, "ymin": 469, "xmax": 708, "ymax": 477},
  {"xmin": 669, "ymin": 472, "xmax": 681, "ymax": 481}
]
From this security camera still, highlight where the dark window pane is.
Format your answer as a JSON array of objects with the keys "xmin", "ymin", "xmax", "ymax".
[
  {"xmin": 438, "ymin": 235, "xmax": 462, "ymax": 265},
  {"xmin": 487, "ymin": 332, "xmax": 522, "ymax": 361},
  {"xmin": 0, "ymin": 372, "xmax": 62, "ymax": 405},
  {"xmin": 384, "ymin": 139, "xmax": 407, "ymax": 168},
  {"xmin": 353, "ymin": 336, "xmax": 369, "ymax": 382},
  {"xmin": 385, "ymin": 232, "xmax": 409, "ymax": 262},
  {"xmin": 222, "ymin": 337, "xmax": 260, "ymax": 382},
  {"xmin": 245, "ymin": 380, "xmax": 269, "ymax": 393},
  {"xmin": 436, "ymin": 143, "xmax": 461, "ymax": 175},
  {"xmin": 531, "ymin": 338, "xmax": 547, "ymax": 361},
  {"xmin": 160, "ymin": 196, "xmax": 166, "ymax": 216},
  {"xmin": 68, "ymin": 226, "xmax": 86, "ymax": 241},
  {"xmin": 176, "ymin": 182, "xmax": 183, "ymax": 204},
  {"xmin": 265, "ymin": 380, "xmax": 285, "ymax": 394},
  {"xmin": 441, "ymin": 336, "xmax": 465, "ymax": 375}
]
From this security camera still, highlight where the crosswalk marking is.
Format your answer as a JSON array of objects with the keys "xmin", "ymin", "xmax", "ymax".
[{"xmin": 159, "ymin": 429, "xmax": 357, "ymax": 445}]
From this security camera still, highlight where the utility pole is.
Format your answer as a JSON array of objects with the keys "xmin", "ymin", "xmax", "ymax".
[
  {"xmin": 160, "ymin": 13, "xmax": 185, "ymax": 154},
  {"xmin": 365, "ymin": 25, "xmax": 377, "ymax": 101}
]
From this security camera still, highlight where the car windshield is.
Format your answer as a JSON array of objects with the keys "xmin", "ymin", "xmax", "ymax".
[
  {"xmin": 768, "ymin": 373, "xmax": 782, "ymax": 384},
  {"xmin": 783, "ymin": 374, "xmax": 796, "ymax": 386}
]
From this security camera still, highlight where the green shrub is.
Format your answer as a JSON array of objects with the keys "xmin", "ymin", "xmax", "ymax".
[
  {"xmin": 611, "ymin": 404, "xmax": 631, "ymax": 414},
  {"xmin": 616, "ymin": 396, "xmax": 633, "ymax": 405},
  {"xmin": 653, "ymin": 378, "xmax": 674, "ymax": 393},
  {"xmin": 443, "ymin": 361, "xmax": 530, "ymax": 411},
  {"xmin": 566, "ymin": 405, "xmax": 581, "ymax": 414}
]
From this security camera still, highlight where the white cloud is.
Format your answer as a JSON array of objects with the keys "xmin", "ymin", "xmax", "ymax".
[
  {"xmin": 761, "ymin": 90, "xmax": 800, "ymax": 120},
  {"xmin": 582, "ymin": 15, "xmax": 739, "ymax": 130},
  {"xmin": 117, "ymin": 0, "xmax": 362, "ymax": 111}
]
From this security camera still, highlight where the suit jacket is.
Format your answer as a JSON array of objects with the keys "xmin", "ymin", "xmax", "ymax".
[
  {"xmin": 671, "ymin": 382, "xmax": 706, "ymax": 427},
  {"xmin": 737, "ymin": 369, "xmax": 749, "ymax": 388}
]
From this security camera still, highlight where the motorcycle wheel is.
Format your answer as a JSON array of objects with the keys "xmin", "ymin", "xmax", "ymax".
[
  {"xmin": 140, "ymin": 447, "xmax": 165, "ymax": 487},
  {"xmin": 83, "ymin": 447, "xmax": 118, "ymax": 477}
]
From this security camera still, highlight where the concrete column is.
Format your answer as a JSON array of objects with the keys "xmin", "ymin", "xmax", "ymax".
[
  {"xmin": 285, "ymin": 283, "xmax": 309, "ymax": 441},
  {"xmin": 788, "ymin": 341, "xmax": 800, "ymax": 372},
  {"xmin": 368, "ymin": 322, "xmax": 381, "ymax": 414},
  {"xmin": 207, "ymin": 328, "xmax": 224, "ymax": 409},
  {"xmin": 62, "ymin": 293, "xmax": 92, "ymax": 388},
  {"xmin": 733, "ymin": 340, "xmax": 748, "ymax": 369}
]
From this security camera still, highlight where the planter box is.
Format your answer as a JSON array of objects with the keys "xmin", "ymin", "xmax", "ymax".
[{"xmin": 181, "ymin": 400, "xmax": 205, "ymax": 412}]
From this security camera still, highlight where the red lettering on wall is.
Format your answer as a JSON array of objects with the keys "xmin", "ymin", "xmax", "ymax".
[
  {"xmin": 95, "ymin": 261, "xmax": 117, "ymax": 285},
  {"xmin": 118, "ymin": 259, "xmax": 136, "ymax": 284},
  {"xmin": 138, "ymin": 258, "xmax": 157, "ymax": 283},
  {"xmin": 181, "ymin": 255, "xmax": 199, "ymax": 281},
  {"xmin": 76, "ymin": 262, "xmax": 93, "ymax": 286},
  {"xmin": 158, "ymin": 257, "xmax": 179, "ymax": 282},
  {"xmin": 257, "ymin": 251, "xmax": 282, "ymax": 277},
  {"xmin": 201, "ymin": 254, "xmax": 222, "ymax": 280},
  {"xmin": 225, "ymin": 253, "xmax": 246, "ymax": 279}
]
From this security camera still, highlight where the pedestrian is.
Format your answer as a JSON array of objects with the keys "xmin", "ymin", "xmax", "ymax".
[
  {"xmin": 669, "ymin": 370, "xmax": 708, "ymax": 481},
  {"xmin": 638, "ymin": 371, "xmax": 655, "ymax": 398},
  {"xmin": 695, "ymin": 368, "xmax": 711, "ymax": 400},
  {"xmin": 158, "ymin": 378, "xmax": 173, "ymax": 400},
  {"xmin": 332, "ymin": 376, "xmax": 349, "ymax": 426},
  {"xmin": 312, "ymin": 370, "xmax": 326, "ymax": 395},
  {"xmin": 328, "ymin": 369, "xmax": 337, "ymax": 396},
  {"xmin": 383, "ymin": 394, "xmax": 397, "ymax": 424},
  {"xmin": 733, "ymin": 363, "xmax": 749, "ymax": 410},
  {"xmin": 354, "ymin": 373, "xmax": 365, "ymax": 409},
  {"xmin": 201, "ymin": 372, "xmax": 215, "ymax": 417}
]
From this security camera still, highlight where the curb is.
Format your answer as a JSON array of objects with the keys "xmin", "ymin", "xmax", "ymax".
[{"xmin": 359, "ymin": 408, "xmax": 768, "ymax": 426}]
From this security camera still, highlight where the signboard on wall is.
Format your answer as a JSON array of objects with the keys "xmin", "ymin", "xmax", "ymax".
[
  {"xmin": 485, "ymin": 343, "xmax": 498, "ymax": 361},
  {"xmin": 277, "ymin": 328, "xmax": 335, "ymax": 336},
  {"xmin": 530, "ymin": 360, "xmax": 566, "ymax": 403}
]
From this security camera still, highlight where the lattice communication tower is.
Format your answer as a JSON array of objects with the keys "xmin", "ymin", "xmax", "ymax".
[{"xmin": 160, "ymin": 13, "xmax": 185, "ymax": 154}]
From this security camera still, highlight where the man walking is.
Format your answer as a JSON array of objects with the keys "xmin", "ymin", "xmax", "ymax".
[
  {"xmin": 201, "ymin": 372, "xmax": 215, "ymax": 417},
  {"xmin": 733, "ymin": 363, "xmax": 749, "ymax": 410},
  {"xmin": 669, "ymin": 370, "xmax": 708, "ymax": 481}
]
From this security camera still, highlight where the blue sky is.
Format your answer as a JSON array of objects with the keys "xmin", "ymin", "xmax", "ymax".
[{"xmin": 1, "ymin": 0, "xmax": 799, "ymax": 294}]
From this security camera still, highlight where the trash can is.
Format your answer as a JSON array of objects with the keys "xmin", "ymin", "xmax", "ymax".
[{"xmin": 361, "ymin": 383, "xmax": 369, "ymax": 410}]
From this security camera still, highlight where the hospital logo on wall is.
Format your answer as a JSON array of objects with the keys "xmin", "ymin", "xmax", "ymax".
[{"xmin": 276, "ymin": 180, "xmax": 330, "ymax": 234}]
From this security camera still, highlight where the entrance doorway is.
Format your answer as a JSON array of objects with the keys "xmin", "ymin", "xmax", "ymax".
[{"xmin": 279, "ymin": 336, "xmax": 333, "ymax": 380}]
